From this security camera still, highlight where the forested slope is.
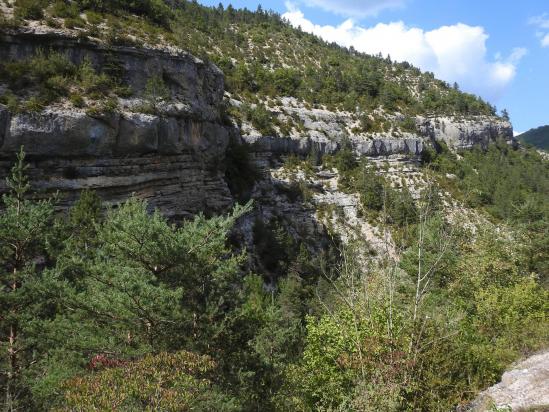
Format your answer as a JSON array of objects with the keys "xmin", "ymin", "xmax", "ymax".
[
  {"xmin": 519, "ymin": 125, "xmax": 549, "ymax": 150},
  {"xmin": 0, "ymin": 1, "xmax": 547, "ymax": 411}
]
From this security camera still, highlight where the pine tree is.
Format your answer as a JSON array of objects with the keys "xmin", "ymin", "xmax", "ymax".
[{"xmin": 0, "ymin": 147, "xmax": 55, "ymax": 411}]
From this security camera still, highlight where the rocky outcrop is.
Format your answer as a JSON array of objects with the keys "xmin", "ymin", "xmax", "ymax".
[
  {"xmin": 0, "ymin": 31, "xmax": 223, "ymax": 121},
  {"xmin": 352, "ymin": 137, "xmax": 423, "ymax": 156},
  {"xmin": 0, "ymin": 31, "xmax": 517, "ymax": 218},
  {"xmin": 0, "ymin": 105, "xmax": 234, "ymax": 217},
  {"xmin": 243, "ymin": 135, "xmax": 423, "ymax": 158},
  {"xmin": 239, "ymin": 96, "xmax": 513, "ymax": 161},
  {"xmin": 417, "ymin": 115, "xmax": 514, "ymax": 150},
  {"xmin": 0, "ymin": 32, "xmax": 232, "ymax": 217},
  {"xmin": 468, "ymin": 350, "xmax": 549, "ymax": 411}
]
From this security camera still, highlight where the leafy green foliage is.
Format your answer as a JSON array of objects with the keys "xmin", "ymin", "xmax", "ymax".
[
  {"xmin": 14, "ymin": 0, "xmax": 47, "ymax": 20},
  {"xmin": 60, "ymin": 351, "xmax": 238, "ymax": 411},
  {"xmin": 0, "ymin": 151, "xmax": 255, "ymax": 409},
  {"xmin": 0, "ymin": 4, "xmax": 547, "ymax": 409},
  {"xmin": 244, "ymin": 104, "xmax": 277, "ymax": 136},
  {"xmin": 75, "ymin": 0, "xmax": 173, "ymax": 26},
  {"xmin": 423, "ymin": 142, "xmax": 549, "ymax": 282},
  {"xmin": 143, "ymin": 74, "xmax": 170, "ymax": 112},
  {"xmin": 290, "ymin": 223, "xmax": 548, "ymax": 411},
  {"xmin": 0, "ymin": 148, "xmax": 56, "ymax": 411},
  {"xmin": 326, "ymin": 153, "xmax": 418, "ymax": 226}
]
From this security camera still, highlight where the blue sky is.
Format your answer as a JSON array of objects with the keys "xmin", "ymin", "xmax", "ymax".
[{"xmin": 197, "ymin": 0, "xmax": 549, "ymax": 133}]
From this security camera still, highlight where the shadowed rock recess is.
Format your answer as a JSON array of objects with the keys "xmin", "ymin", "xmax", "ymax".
[{"xmin": 0, "ymin": 32, "xmax": 514, "ymax": 216}]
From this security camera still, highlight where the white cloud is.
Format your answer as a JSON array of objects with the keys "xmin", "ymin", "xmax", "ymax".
[
  {"xmin": 529, "ymin": 13, "xmax": 549, "ymax": 29},
  {"xmin": 302, "ymin": 0, "xmax": 405, "ymax": 18},
  {"xmin": 529, "ymin": 13, "xmax": 549, "ymax": 47},
  {"xmin": 282, "ymin": 7, "xmax": 525, "ymax": 100},
  {"xmin": 514, "ymin": 131, "xmax": 524, "ymax": 137}
]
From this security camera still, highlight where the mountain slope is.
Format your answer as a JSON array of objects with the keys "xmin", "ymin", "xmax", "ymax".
[
  {"xmin": 0, "ymin": 2, "xmax": 547, "ymax": 412},
  {"xmin": 519, "ymin": 125, "xmax": 549, "ymax": 150},
  {"xmin": 1, "ymin": 0, "xmax": 500, "ymax": 122}
]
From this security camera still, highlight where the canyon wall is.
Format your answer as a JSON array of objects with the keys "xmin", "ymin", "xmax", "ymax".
[
  {"xmin": 0, "ymin": 32, "xmax": 515, "ymax": 217},
  {"xmin": 0, "ymin": 32, "xmax": 233, "ymax": 217}
]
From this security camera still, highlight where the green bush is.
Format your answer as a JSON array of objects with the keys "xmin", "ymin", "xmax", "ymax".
[
  {"xmin": 60, "ymin": 351, "xmax": 238, "ymax": 411},
  {"xmin": 50, "ymin": 1, "xmax": 80, "ymax": 19},
  {"xmin": 85, "ymin": 10, "xmax": 103, "ymax": 24},
  {"xmin": 143, "ymin": 74, "xmax": 170, "ymax": 111},
  {"xmin": 14, "ymin": 0, "xmax": 46, "ymax": 20},
  {"xmin": 400, "ymin": 116, "xmax": 417, "ymax": 133},
  {"xmin": 245, "ymin": 104, "xmax": 276, "ymax": 136},
  {"xmin": 0, "ymin": 92, "xmax": 20, "ymax": 113},
  {"xmin": 64, "ymin": 16, "xmax": 87, "ymax": 28},
  {"xmin": 253, "ymin": 219, "xmax": 297, "ymax": 280},
  {"xmin": 69, "ymin": 93, "xmax": 85, "ymax": 108},
  {"xmin": 75, "ymin": 0, "xmax": 173, "ymax": 26},
  {"xmin": 386, "ymin": 187, "xmax": 418, "ymax": 226}
]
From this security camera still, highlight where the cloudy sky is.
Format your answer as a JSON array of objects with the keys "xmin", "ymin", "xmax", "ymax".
[{"xmin": 198, "ymin": 0, "xmax": 549, "ymax": 133}]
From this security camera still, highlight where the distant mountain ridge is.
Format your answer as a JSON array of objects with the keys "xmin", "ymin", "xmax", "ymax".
[{"xmin": 519, "ymin": 125, "xmax": 549, "ymax": 150}]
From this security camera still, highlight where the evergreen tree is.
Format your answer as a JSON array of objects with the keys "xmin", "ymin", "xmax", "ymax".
[{"xmin": 0, "ymin": 147, "xmax": 55, "ymax": 411}]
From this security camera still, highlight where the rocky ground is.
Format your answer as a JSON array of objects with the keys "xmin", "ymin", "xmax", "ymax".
[{"xmin": 470, "ymin": 350, "xmax": 549, "ymax": 411}]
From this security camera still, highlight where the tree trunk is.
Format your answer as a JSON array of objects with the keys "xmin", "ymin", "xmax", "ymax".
[{"xmin": 5, "ymin": 271, "xmax": 18, "ymax": 412}]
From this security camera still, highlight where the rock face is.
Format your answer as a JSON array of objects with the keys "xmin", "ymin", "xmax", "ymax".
[
  {"xmin": 469, "ymin": 350, "xmax": 549, "ymax": 411},
  {"xmin": 417, "ymin": 115, "xmax": 514, "ymax": 150},
  {"xmin": 0, "ymin": 32, "xmax": 516, "ymax": 217},
  {"xmin": 0, "ymin": 32, "xmax": 223, "ymax": 121},
  {"xmin": 243, "ymin": 135, "xmax": 423, "ymax": 159},
  {"xmin": 0, "ymin": 32, "xmax": 232, "ymax": 217}
]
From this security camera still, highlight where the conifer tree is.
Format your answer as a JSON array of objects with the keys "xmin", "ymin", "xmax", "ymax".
[{"xmin": 0, "ymin": 147, "xmax": 54, "ymax": 411}]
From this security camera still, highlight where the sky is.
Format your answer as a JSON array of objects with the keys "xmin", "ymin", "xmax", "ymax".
[{"xmin": 197, "ymin": 0, "xmax": 549, "ymax": 134}]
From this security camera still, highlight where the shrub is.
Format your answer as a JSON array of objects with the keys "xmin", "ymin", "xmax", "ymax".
[
  {"xmin": 85, "ymin": 10, "xmax": 103, "ymax": 25},
  {"xmin": 253, "ymin": 219, "xmax": 296, "ymax": 280},
  {"xmin": 60, "ymin": 351, "xmax": 238, "ymax": 411},
  {"xmin": 0, "ymin": 92, "xmax": 20, "ymax": 112},
  {"xmin": 78, "ymin": 59, "xmax": 112, "ymax": 96},
  {"xmin": 45, "ymin": 16, "xmax": 62, "ymax": 28},
  {"xmin": 143, "ymin": 74, "xmax": 170, "ymax": 111},
  {"xmin": 21, "ymin": 96, "xmax": 44, "ymax": 112},
  {"xmin": 400, "ymin": 116, "xmax": 417, "ymax": 133},
  {"xmin": 245, "ymin": 104, "xmax": 276, "ymax": 136},
  {"xmin": 45, "ymin": 74, "xmax": 70, "ymax": 98},
  {"xmin": 356, "ymin": 169, "xmax": 385, "ymax": 212},
  {"xmin": 75, "ymin": 0, "xmax": 173, "ymax": 27},
  {"xmin": 50, "ymin": 1, "xmax": 79, "ymax": 19},
  {"xmin": 69, "ymin": 93, "xmax": 85, "ymax": 108},
  {"xmin": 64, "ymin": 16, "xmax": 86, "ymax": 29},
  {"xmin": 386, "ymin": 187, "xmax": 418, "ymax": 226},
  {"xmin": 14, "ymin": 0, "xmax": 46, "ymax": 20}
]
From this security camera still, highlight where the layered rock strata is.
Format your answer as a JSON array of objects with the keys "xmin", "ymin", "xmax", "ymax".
[
  {"xmin": 0, "ymin": 32, "xmax": 232, "ymax": 217},
  {"xmin": 0, "ymin": 31, "xmax": 516, "ymax": 217}
]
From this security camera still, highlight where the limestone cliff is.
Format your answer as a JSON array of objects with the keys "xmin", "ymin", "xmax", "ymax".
[
  {"xmin": 0, "ymin": 31, "xmax": 233, "ymax": 217},
  {"xmin": 0, "ymin": 32, "xmax": 515, "ymax": 218},
  {"xmin": 238, "ymin": 96, "xmax": 513, "ymax": 158}
]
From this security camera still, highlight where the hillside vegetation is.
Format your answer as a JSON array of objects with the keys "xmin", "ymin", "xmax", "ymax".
[
  {"xmin": 519, "ymin": 125, "xmax": 549, "ymax": 150},
  {"xmin": 1, "ymin": 0, "xmax": 501, "ymax": 122},
  {"xmin": 0, "ymin": 1, "xmax": 547, "ymax": 412}
]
